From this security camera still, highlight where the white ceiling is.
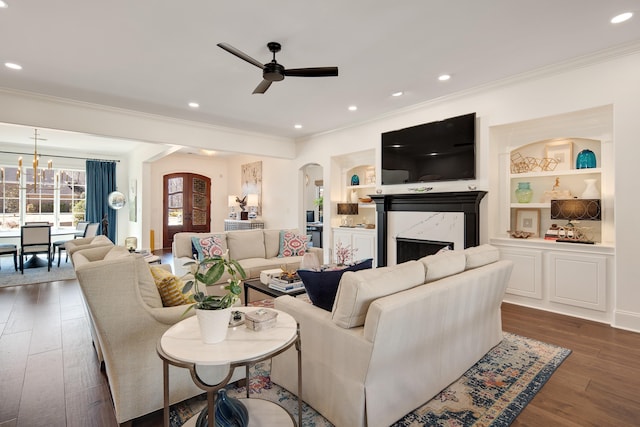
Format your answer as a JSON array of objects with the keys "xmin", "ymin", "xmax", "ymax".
[{"xmin": 0, "ymin": 1, "xmax": 639, "ymax": 153}]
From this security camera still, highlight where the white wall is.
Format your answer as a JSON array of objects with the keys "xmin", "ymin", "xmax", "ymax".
[{"xmin": 293, "ymin": 50, "xmax": 640, "ymax": 332}]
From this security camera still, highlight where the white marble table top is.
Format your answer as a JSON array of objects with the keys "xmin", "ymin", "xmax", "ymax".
[{"xmin": 160, "ymin": 307, "xmax": 297, "ymax": 366}]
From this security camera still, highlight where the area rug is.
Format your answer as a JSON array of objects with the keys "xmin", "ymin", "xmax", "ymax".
[
  {"xmin": 170, "ymin": 332, "xmax": 571, "ymax": 426},
  {"xmin": 0, "ymin": 256, "xmax": 76, "ymax": 287}
]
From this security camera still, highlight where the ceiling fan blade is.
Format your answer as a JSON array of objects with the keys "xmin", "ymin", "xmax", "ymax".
[
  {"xmin": 284, "ymin": 67, "xmax": 339, "ymax": 77},
  {"xmin": 252, "ymin": 79, "xmax": 272, "ymax": 94},
  {"xmin": 217, "ymin": 43, "xmax": 265, "ymax": 69}
]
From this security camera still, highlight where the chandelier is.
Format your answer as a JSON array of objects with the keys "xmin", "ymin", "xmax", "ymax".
[{"xmin": 16, "ymin": 129, "xmax": 53, "ymax": 187}]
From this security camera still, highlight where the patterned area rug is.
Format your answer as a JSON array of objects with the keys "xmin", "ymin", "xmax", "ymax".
[
  {"xmin": 0, "ymin": 255, "xmax": 76, "ymax": 287},
  {"xmin": 170, "ymin": 332, "xmax": 571, "ymax": 426}
]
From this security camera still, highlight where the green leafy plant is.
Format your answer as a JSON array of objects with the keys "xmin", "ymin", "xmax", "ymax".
[{"xmin": 182, "ymin": 250, "xmax": 247, "ymax": 314}]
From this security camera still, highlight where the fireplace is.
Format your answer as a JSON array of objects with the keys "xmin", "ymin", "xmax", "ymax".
[
  {"xmin": 396, "ymin": 238, "xmax": 454, "ymax": 264},
  {"xmin": 371, "ymin": 191, "xmax": 487, "ymax": 267}
]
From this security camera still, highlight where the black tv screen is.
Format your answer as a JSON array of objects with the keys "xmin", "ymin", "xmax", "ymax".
[{"xmin": 381, "ymin": 112, "xmax": 476, "ymax": 185}]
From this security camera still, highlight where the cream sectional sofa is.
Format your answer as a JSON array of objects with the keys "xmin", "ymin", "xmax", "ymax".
[
  {"xmin": 271, "ymin": 244, "xmax": 513, "ymax": 427},
  {"xmin": 172, "ymin": 228, "xmax": 323, "ymax": 295},
  {"xmin": 73, "ymin": 245, "xmax": 244, "ymax": 424}
]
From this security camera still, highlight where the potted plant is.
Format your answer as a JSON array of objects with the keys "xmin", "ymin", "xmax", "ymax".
[{"xmin": 182, "ymin": 250, "xmax": 247, "ymax": 344}]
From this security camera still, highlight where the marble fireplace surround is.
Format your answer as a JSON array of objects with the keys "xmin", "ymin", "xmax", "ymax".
[{"xmin": 371, "ymin": 191, "xmax": 487, "ymax": 267}]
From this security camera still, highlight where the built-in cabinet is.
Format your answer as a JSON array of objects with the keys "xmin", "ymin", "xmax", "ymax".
[
  {"xmin": 489, "ymin": 105, "xmax": 615, "ymax": 324},
  {"xmin": 332, "ymin": 227, "xmax": 376, "ymax": 264},
  {"xmin": 330, "ymin": 149, "xmax": 377, "ymax": 265}
]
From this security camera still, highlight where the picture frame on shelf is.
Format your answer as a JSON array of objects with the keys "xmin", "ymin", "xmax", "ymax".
[
  {"xmin": 515, "ymin": 208, "xmax": 541, "ymax": 237},
  {"xmin": 544, "ymin": 140, "xmax": 573, "ymax": 171}
]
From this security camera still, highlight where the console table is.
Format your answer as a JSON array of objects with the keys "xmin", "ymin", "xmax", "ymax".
[
  {"xmin": 224, "ymin": 219, "xmax": 265, "ymax": 231},
  {"xmin": 156, "ymin": 307, "xmax": 301, "ymax": 427}
]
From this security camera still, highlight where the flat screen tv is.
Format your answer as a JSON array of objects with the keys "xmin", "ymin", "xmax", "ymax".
[{"xmin": 381, "ymin": 112, "xmax": 476, "ymax": 185}]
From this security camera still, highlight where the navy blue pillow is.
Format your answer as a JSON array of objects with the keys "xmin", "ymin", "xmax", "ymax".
[{"xmin": 298, "ymin": 259, "xmax": 373, "ymax": 312}]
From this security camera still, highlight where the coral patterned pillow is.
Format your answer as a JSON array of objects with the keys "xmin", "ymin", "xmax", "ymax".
[
  {"xmin": 192, "ymin": 235, "xmax": 225, "ymax": 260},
  {"xmin": 278, "ymin": 231, "xmax": 308, "ymax": 257}
]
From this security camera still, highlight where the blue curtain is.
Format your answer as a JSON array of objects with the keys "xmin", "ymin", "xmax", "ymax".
[{"xmin": 85, "ymin": 160, "xmax": 117, "ymax": 242}]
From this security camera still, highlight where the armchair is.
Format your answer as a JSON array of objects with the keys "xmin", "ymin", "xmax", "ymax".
[{"xmin": 72, "ymin": 246, "xmax": 244, "ymax": 424}]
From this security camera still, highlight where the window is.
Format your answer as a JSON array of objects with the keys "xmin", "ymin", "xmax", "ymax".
[{"xmin": 0, "ymin": 166, "xmax": 86, "ymax": 230}]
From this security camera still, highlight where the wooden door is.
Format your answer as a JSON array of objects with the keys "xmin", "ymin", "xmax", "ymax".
[{"xmin": 163, "ymin": 173, "xmax": 211, "ymax": 248}]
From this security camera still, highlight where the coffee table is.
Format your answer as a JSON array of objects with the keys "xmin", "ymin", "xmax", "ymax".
[
  {"xmin": 157, "ymin": 307, "xmax": 302, "ymax": 427},
  {"xmin": 244, "ymin": 278, "xmax": 306, "ymax": 306}
]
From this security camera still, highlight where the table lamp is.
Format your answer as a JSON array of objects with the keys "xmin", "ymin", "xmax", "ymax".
[
  {"xmin": 228, "ymin": 195, "xmax": 238, "ymax": 219},
  {"xmin": 337, "ymin": 202, "xmax": 358, "ymax": 227},
  {"xmin": 247, "ymin": 193, "xmax": 259, "ymax": 219},
  {"xmin": 550, "ymin": 199, "xmax": 601, "ymax": 244}
]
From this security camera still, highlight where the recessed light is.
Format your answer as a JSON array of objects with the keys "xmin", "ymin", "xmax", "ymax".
[
  {"xmin": 348, "ymin": 105, "xmax": 358, "ymax": 111},
  {"xmin": 188, "ymin": 102, "xmax": 199, "ymax": 108},
  {"xmin": 0, "ymin": 2, "xmax": 8, "ymax": 9},
  {"xmin": 5, "ymin": 62, "xmax": 22, "ymax": 70},
  {"xmin": 438, "ymin": 74, "xmax": 451, "ymax": 81},
  {"xmin": 294, "ymin": 124, "xmax": 302, "ymax": 129},
  {"xmin": 391, "ymin": 91, "xmax": 404, "ymax": 97},
  {"xmin": 611, "ymin": 12, "xmax": 633, "ymax": 24}
]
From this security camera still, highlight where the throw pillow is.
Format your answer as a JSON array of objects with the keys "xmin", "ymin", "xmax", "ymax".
[
  {"xmin": 192, "ymin": 235, "xmax": 225, "ymax": 260},
  {"xmin": 150, "ymin": 265, "xmax": 190, "ymax": 307},
  {"xmin": 278, "ymin": 230, "xmax": 308, "ymax": 258},
  {"xmin": 298, "ymin": 259, "xmax": 373, "ymax": 311}
]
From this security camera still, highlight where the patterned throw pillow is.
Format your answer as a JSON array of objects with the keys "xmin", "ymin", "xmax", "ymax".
[
  {"xmin": 278, "ymin": 230, "xmax": 308, "ymax": 257},
  {"xmin": 192, "ymin": 235, "xmax": 225, "ymax": 260},
  {"xmin": 150, "ymin": 266, "xmax": 190, "ymax": 307}
]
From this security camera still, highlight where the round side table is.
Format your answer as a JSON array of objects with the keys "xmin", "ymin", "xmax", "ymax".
[{"xmin": 157, "ymin": 307, "xmax": 302, "ymax": 426}]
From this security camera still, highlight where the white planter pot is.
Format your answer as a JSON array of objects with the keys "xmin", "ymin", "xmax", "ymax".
[{"xmin": 196, "ymin": 307, "xmax": 232, "ymax": 344}]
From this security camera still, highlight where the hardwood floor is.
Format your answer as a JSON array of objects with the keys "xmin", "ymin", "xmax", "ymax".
[{"xmin": 1, "ymin": 255, "xmax": 639, "ymax": 426}]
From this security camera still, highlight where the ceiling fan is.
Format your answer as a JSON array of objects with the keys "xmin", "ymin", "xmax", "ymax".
[{"xmin": 217, "ymin": 41, "xmax": 338, "ymax": 94}]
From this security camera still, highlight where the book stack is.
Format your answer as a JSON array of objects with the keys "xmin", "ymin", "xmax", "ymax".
[
  {"xmin": 544, "ymin": 227, "xmax": 573, "ymax": 241},
  {"xmin": 268, "ymin": 274, "xmax": 304, "ymax": 293}
]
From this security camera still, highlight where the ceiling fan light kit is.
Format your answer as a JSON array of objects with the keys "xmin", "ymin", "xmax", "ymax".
[{"xmin": 217, "ymin": 41, "xmax": 338, "ymax": 94}]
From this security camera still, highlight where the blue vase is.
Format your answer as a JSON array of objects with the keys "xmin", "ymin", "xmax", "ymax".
[
  {"xmin": 351, "ymin": 174, "xmax": 360, "ymax": 185},
  {"xmin": 205, "ymin": 388, "xmax": 248, "ymax": 427},
  {"xmin": 576, "ymin": 149, "xmax": 596, "ymax": 169}
]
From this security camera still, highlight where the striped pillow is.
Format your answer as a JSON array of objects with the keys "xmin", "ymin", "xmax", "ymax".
[{"xmin": 150, "ymin": 266, "xmax": 190, "ymax": 307}]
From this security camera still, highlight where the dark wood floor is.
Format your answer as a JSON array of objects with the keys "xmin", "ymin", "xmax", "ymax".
[{"xmin": 1, "ymin": 254, "xmax": 639, "ymax": 426}]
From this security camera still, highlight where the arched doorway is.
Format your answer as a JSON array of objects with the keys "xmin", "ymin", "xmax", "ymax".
[{"xmin": 163, "ymin": 173, "xmax": 211, "ymax": 248}]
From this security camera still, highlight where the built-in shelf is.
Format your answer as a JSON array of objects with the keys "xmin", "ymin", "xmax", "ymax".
[
  {"xmin": 509, "ymin": 167, "xmax": 602, "ymax": 179},
  {"xmin": 346, "ymin": 183, "xmax": 376, "ymax": 190}
]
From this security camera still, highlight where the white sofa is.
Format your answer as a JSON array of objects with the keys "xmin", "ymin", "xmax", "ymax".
[
  {"xmin": 73, "ymin": 245, "xmax": 243, "ymax": 424},
  {"xmin": 271, "ymin": 245, "xmax": 513, "ymax": 427},
  {"xmin": 172, "ymin": 228, "xmax": 323, "ymax": 294}
]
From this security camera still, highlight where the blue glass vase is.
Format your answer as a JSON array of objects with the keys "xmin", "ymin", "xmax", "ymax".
[
  {"xmin": 195, "ymin": 388, "xmax": 249, "ymax": 427},
  {"xmin": 351, "ymin": 174, "xmax": 360, "ymax": 185},
  {"xmin": 576, "ymin": 149, "xmax": 596, "ymax": 169}
]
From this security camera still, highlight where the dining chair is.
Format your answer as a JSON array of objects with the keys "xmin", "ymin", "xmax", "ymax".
[
  {"xmin": 20, "ymin": 224, "xmax": 52, "ymax": 273},
  {"xmin": 53, "ymin": 222, "xmax": 100, "ymax": 267},
  {"xmin": 0, "ymin": 244, "xmax": 18, "ymax": 271},
  {"xmin": 73, "ymin": 221, "xmax": 90, "ymax": 238}
]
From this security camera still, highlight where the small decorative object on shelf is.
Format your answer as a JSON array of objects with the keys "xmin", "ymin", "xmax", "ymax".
[
  {"xmin": 408, "ymin": 186, "xmax": 433, "ymax": 192},
  {"xmin": 576, "ymin": 149, "xmax": 596, "ymax": 169},
  {"xmin": 507, "ymin": 230, "xmax": 534, "ymax": 239},
  {"xmin": 515, "ymin": 182, "xmax": 533, "ymax": 203},
  {"xmin": 581, "ymin": 179, "xmax": 600, "ymax": 199},
  {"xmin": 542, "ymin": 177, "xmax": 572, "ymax": 202},
  {"xmin": 510, "ymin": 151, "xmax": 559, "ymax": 173},
  {"xmin": 351, "ymin": 174, "xmax": 360, "ymax": 185}
]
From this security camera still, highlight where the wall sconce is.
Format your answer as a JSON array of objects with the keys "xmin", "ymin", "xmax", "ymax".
[
  {"xmin": 247, "ymin": 193, "xmax": 259, "ymax": 219},
  {"xmin": 337, "ymin": 202, "xmax": 358, "ymax": 227},
  {"xmin": 550, "ymin": 198, "xmax": 601, "ymax": 244}
]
